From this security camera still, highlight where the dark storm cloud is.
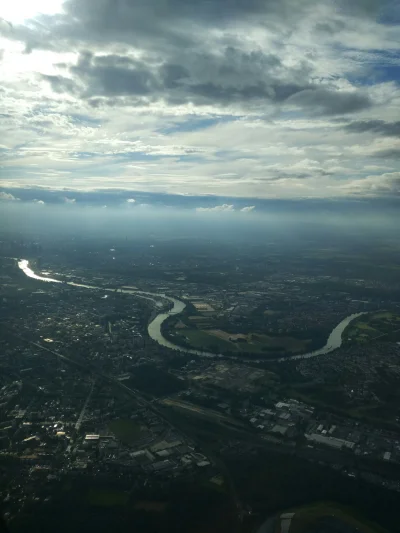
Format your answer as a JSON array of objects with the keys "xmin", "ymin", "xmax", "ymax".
[
  {"xmin": 161, "ymin": 64, "xmax": 190, "ymax": 90},
  {"xmin": 64, "ymin": 0, "xmax": 306, "ymax": 36},
  {"xmin": 272, "ymin": 83, "xmax": 312, "ymax": 102},
  {"xmin": 314, "ymin": 20, "xmax": 347, "ymax": 35},
  {"xmin": 41, "ymin": 74, "xmax": 79, "ymax": 94},
  {"xmin": 63, "ymin": 0, "xmax": 386, "ymax": 40},
  {"xmin": 372, "ymin": 148, "xmax": 400, "ymax": 159},
  {"xmin": 287, "ymin": 88, "xmax": 372, "ymax": 115},
  {"xmin": 41, "ymin": 47, "xmax": 311, "ymax": 108},
  {"xmin": 343, "ymin": 0, "xmax": 384, "ymax": 16},
  {"xmin": 186, "ymin": 82, "xmax": 270, "ymax": 103},
  {"xmin": 13, "ymin": 0, "xmax": 389, "ymax": 58},
  {"xmin": 40, "ymin": 48, "xmax": 373, "ymax": 114},
  {"xmin": 10, "ymin": 0, "xmax": 389, "ymax": 116},
  {"xmin": 70, "ymin": 53, "xmax": 157, "ymax": 97},
  {"xmin": 344, "ymin": 120, "xmax": 400, "ymax": 137}
]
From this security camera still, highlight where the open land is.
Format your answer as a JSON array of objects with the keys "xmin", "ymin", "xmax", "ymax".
[
  {"xmin": 108, "ymin": 419, "xmax": 146, "ymax": 446},
  {"xmin": 344, "ymin": 312, "xmax": 400, "ymax": 343},
  {"xmin": 287, "ymin": 502, "xmax": 387, "ymax": 533},
  {"xmin": 173, "ymin": 327, "xmax": 311, "ymax": 355}
]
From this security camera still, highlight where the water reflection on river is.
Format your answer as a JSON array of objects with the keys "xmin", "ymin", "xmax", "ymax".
[{"xmin": 17, "ymin": 259, "xmax": 365, "ymax": 363}]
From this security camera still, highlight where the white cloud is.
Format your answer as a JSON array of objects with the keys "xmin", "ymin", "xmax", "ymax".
[
  {"xmin": 240, "ymin": 206, "xmax": 255, "ymax": 212},
  {"xmin": 0, "ymin": 0, "xmax": 399, "ymax": 199},
  {"xmin": 336, "ymin": 172, "xmax": 400, "ymax": 196},
  {"xmin": 0, "ymin": 0, "xmax": 65, "ymax": 25},
  {"xmin": 196, "ymin": 204, "xmax": 235, "ymax": 212},
  {"xmin": 126, "ymin": 198, "xmax": 136, "ymax": 203},
  {"xmin": 64, "ymin": 197, "xmax": 76, "ymax": 203},
  {"xmin": 33, "ymin": 199, "xmax": 45, "ymax": 204},
  {"xmin": 0, "ymin": 192, "xmax": 19, "ymax": 201}
]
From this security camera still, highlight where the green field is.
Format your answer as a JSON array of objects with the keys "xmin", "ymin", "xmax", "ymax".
[
  {"xmin": 174, "ymin": 328, "xmax": 310, "ymax": 355},
  {"xmin": 174, "ymin": 329, "xmax": 235, "ymax": 352},
  {"xmin": 344, "ymin": 312, "xmax": 400, "ymax": 343},
  {"xmin": 108, "ymin": 419, "xmax": 145, "ymax": 445},
  {"xmin": 374, "ymin": 311, "xmax": 400, "ymax": 321},
  {"xmin": 243, "ymin": 333, "xmax": 311, "ymax": 354},
  {"xmin": 88, "ymin": 489, "xmax": 129, "ymax": 507},
  {"xmin": 288, "ymin": 501, "xmax": 387, "ymax": 533}
]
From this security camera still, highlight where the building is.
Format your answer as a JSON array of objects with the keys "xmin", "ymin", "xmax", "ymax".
[{"xmin": 305, "ymin": 433, "xmax": 355, "ymax": 450}]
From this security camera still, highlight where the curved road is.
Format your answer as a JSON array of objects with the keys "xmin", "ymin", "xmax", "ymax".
[{"xmin": 17, "ymin": 259, "xmax": 366, "ymax": 363}]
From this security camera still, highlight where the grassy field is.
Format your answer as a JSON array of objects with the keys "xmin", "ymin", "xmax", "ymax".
[
  {"xmin": 175, "ymin": 328, "xmax": 311, "ymax": 355},
  {"xmin": 289, "ymin": 501, "xmax": 387, "ymax": 533},
  {"xmin": 344, "ymin": 311, "xmax": 400, "ymax": 343},
  {"xmin": 87, "ymin": 489, "xmax": 129, "ymax": 507},
  {"xmin": 176, "ymin": 329, "xmax": 236, "ymax": 352},
  {"xmin": 133, "ymin": 501, "xmax": 167, "ymax": 512},
  {"xmin": 289, "ymin": 386, "xmax": 400, "ymax": 431},
  {"xmin": 108, "ymin": 419, "xmax": 145, "ymax": 446},
  {"xmin": 242, "ymin": 333, "xmax": 311, "ymax": 353}
]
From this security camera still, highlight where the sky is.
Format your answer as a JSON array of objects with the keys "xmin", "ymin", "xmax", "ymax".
[{"xmin": 0, "ymin": 0, "xmax": 400, "ymax": 203}]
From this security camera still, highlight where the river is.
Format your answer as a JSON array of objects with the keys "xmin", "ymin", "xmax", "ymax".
[{"xmin": 17, "ymin": 259, "xmax": 366, "ymax": 363}]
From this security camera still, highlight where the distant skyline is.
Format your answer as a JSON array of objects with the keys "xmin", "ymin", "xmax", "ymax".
[{"xmin": 1, "ymin": 0, "xmax": 399, "ymax": 199}]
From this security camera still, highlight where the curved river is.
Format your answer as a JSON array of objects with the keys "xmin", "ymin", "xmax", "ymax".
[{"xmin": 17, "ymin": 259, "xmax": 365, "ymax": 363}]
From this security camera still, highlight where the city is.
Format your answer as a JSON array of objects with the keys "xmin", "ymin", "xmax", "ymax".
[{"xmin": 1, "ymin": 229, "xmax": 400, "ymax": 532}]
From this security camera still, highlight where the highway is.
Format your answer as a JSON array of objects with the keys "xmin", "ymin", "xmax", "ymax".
[{"xmin": 75, "ymin": 378, "xmax": 96, "ymax": 430}]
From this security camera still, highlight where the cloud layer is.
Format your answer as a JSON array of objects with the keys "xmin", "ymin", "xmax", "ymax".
[
  {"xmin": 0, "ymin": 192, "xmax": 19, "ymax": 201},
  {"xmin": 0, "ymin": 0, "xmax": 399, "ymax": 198}
]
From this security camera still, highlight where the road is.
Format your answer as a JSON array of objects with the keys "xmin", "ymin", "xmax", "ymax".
[
  {"xmin": 161, "ymin": 398, "xmax": 248, "ymax": 427},
  {"xmin": 75, "ymin": 378, "xmax": 96, "ymax": 430}
]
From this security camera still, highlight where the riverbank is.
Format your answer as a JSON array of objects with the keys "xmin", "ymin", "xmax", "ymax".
[{"xmin": 17, "ymin": 259, "xmax": 367, "ymax": 363}]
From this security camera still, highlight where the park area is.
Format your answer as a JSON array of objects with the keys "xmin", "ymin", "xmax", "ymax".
[
  {"xmin": 88, "ymin": 488, "xmax": 129, "ymax": 507},
  {"xmin": 174, "ymin": 327, "xmax": 311, "ymax": 355},
  {"xmin": 108, "ymin": 419, "xmax": 146, "ymax": 446},
  {"xmin": 288, "ymin": 502, "xmax": 387, "ymax": 533},
  {"xmin": 344, "ymin": 312, "xmax": 400, "ymax": 344}
]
